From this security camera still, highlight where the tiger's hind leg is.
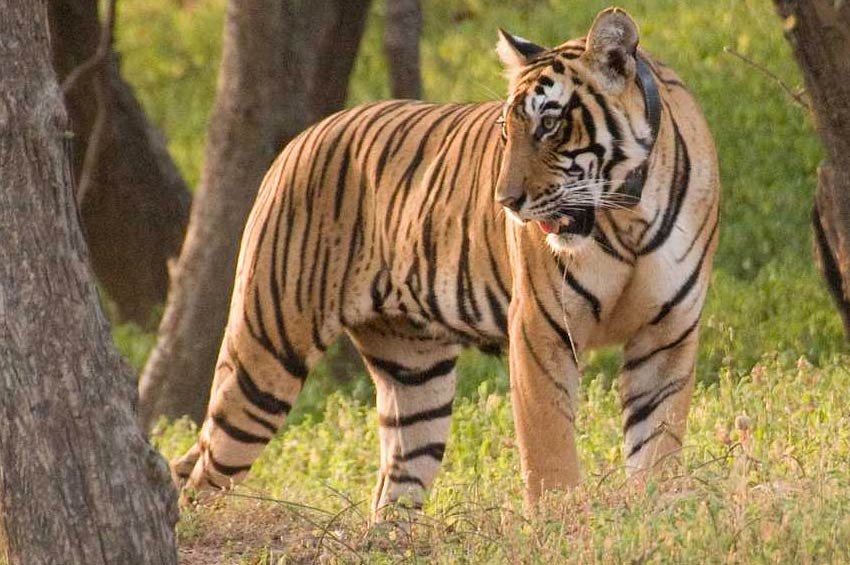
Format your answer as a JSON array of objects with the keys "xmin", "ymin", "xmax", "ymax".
[
  {"xmin": 347, "ymin": 319, "xmax": 461, "ymax": 521},
  {"xmin": 172, "ymin": 296, "xmax": 336, "ymax": 494}
]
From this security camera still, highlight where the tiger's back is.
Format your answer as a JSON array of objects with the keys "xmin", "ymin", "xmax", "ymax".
[{"xmin": 235, "ymin": 101, "xmax": 510, "ymax": 353}]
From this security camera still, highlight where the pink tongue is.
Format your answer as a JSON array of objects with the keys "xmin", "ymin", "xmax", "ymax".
[{"xmin": 538, "ymin": 221, "xmax": 558, "ymax": 234}]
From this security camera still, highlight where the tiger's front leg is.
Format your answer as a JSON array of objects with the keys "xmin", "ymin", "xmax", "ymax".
[
  {"xmin": 508, "ymin": 292, "xmax": 582, "ymax": 506},
  {"xmin": 619, "ymin": 312, "xmax": 700, "ymax": 478}
]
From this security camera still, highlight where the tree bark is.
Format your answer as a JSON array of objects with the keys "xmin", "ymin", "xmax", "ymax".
[
  {"xmin": 384, "ymin": 0, "xmax": 422, "ymax": 99},
  {"xmin": 138, "ymin": 0, "xmax": 371, "ymax": 429},
  {"xmin": 0, "ymin": 3, "xmax": 178, "ymax": 563},
  {"xmin": 48, "ymin": 0, "xmax": 191, "ymax": 327},
  {"xmin": 310, "ymin": 0, "xmax": 372, "ymax": 118},
  {"xmin": 774, "ymin": 0, "xmax": 850, "ymax": 338}
]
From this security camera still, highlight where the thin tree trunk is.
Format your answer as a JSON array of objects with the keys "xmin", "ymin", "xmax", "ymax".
[
  {"xmin": 0, "ymin": 2, "xmax": 178, "ymax": 563},
  {"xmin": 139, "ymin": 0, "xmax": 371, "ymax": 429},
  {"xmin": 384, "ymin": 0, "xmax": 422, "ymax": 99},
  {"xmin": 48, "ymin": 0, "xmax": 191, "ymax": 327},
  {"xmin": 774, "ymin": 0, "xmax": 850, "ymax": 337},
  {"xmin": 310, "ymin": 0, "xmax": 372, "ymax": 118}
]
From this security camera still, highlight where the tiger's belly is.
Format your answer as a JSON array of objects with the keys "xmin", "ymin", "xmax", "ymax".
[
  {"xmin": 370, "ymin": 259, "xmax": 511, "ymax": 351},
  {"xmin": 371, "ymin": 221, "xmax": 651, "ymax": 355}
]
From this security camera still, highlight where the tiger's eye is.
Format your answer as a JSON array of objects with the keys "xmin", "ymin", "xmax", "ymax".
[{"xmin": 541, "ymin": 116, "xmax": 559, "ymax": 132}]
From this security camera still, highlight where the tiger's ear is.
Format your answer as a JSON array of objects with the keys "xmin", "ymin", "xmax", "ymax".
[
  {"xmin": 496, "ymin": 29, "xmax": 546, "ymax": 79},
  {"xmin": 582, "ymin": 8, "xmax": 639, "ymax": 93}
]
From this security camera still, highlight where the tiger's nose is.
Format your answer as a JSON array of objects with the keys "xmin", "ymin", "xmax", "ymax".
[{"xmin": 497, "ymin": 193, "xmax": 526, "ymax": 212}]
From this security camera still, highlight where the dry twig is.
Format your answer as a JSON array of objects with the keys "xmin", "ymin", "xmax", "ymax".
[
  {"xmin": 61, "ymin": 0, "xmax": 117, "ymax": 95},
  {"xmin": 723, "ymin": 46, "xmax": 810, "ymax": 110}
]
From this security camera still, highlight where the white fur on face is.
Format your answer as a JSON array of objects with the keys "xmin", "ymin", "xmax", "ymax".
[
  {"xmin": 546, "ymin": 232, "xmax": 594, "ymax": 256},
  {"xmin": 522, "ymin": 79, "xmax": 570, "ymax": 128}
]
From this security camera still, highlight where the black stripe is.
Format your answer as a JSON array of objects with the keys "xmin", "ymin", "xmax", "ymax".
[
  {"xmin": 243, "ymin": 409, "xmax": 278, "ymax": 435},
  {"xmin": 485, "ymin": 286, "xmax": 508, "ymax": 334},
  {"xmin": 208, "ymin": 450, "xmax": 252, "ymax": 476},
  {"xmin": 370, "ymin": 269, "xmax": 392, "ymax": 312},
  {"xmin": 605, "ymin": 209, "xmax": 640, "ymax": 255},
  {"xmin": 638, "ymin": 113, "xmax": 691, "ymax": 255},
  {"xmin": 333, "ymin": 105, "xmax": 392, "ymax": 228},
  {"xmin": 388, "ymin": 103, "xmax": 445, "ymax": 161},
  {"xmin": 557, "ymin": 260, "xmax": 601, "ymax": 322},
  {"xmin": 318, "ymin": 246, "xmax": 331, "ymax": 322},
  {"xmin": 527, "ymin": 271, "xmax": 577, "ymax": 361},
  {"xmin": 338, "ymin": 174, "xmax": 365, "ymax": 327},
  {"xmin": 521, "ymin": 324, "xmax": 574, "ymax": 414},
  {"xmin": 387, "ymin": 474, "xmax": 426, "ymax": 488},
  {"xmin": 456, "ymin": 214, "xmax": 484, "ymax": 325},
  {"xmin": 623, "ymin": 377, "xmax": 689, "ymax": 433},
  {"xmin": 212, "ymin": 414, "xmax": 271, "ymax": 445},
  {"xmin": 243, "ymin": 292, "xmax": 308, "ymax": 379},
  {"xmin": 396, "ymin": 442, "xmax": 446, "ymax": 462},
  {"xmin": 623, "ymin": 317, "xmax": 700, "ymax": 371},
  {"xmin": 235, "ymin": 359, "xmax": 292, "ymax": 415},
  {"xmin": 366, "ymin": 356, "xmax": 456, "ymax": 387},
  {"xmin": 650, "ymin": 220, "xmax": 718, "ymax": 325},
  {"xmin": 386, "ymin": 104, "xmax": 471, "ymax": 234},
  {"xmin": 306, "ymin": 215, "xmax": 326, "ymax": 323},
  {"xmin": 311, "ymin": 312, "xmax": 327, "ymax": 353},
  {"xmin": 417, "ymin": 107, "xmax": 484, "ymax": 325},
  {"xmin": 583, "ymin": 84, "xmax": 624, "ymax": 171},
  {"xmin": 296, "ymin": 111, "xmax": 352, "ymax": 310},
  {"xmin": 627, "ymin": 426, "xmax": 682, "ymax": 458},
  {"xmin": 373, "ymin": 109, "xmax": 414, "ymax": 188},
  {"xmin": 378, "ymin": 399, "xmax": 454, "ymax": 428},
  {"xmin": 594, "ymin": 226, "xmax": 633, "ymax": 264},
  {"xmin": 677, "ymin": 205, "xmax": 716, "ymax": 263},
  {"xmin": 486, "ymin": 236, "xmax": 511, "ymax": 301},
  {"xmin": 257, "ymin": 187, "xmax": 309, "ymax": 380},
  {"xmin": 333, "ymin": 147, "xmax": 352, "ymax": 220}
]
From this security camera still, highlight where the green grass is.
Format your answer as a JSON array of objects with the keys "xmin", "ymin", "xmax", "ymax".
[
  {"xmin": 109, "ymin": 0, "xmax": 850, "ymax": 561},
  {"xmin": 157, "ymin": 355, "xmax": 850, "ymax": 562}
]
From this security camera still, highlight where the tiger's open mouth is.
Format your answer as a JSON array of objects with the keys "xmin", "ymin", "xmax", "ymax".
[{"xmin": 537, "ymin": 207, "xmax": 595, "ymax": 237}]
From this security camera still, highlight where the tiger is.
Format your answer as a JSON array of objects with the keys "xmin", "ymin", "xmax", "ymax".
[{"xmin": 172, "ymin": 7, "xmax": 720, "ymax": 517}]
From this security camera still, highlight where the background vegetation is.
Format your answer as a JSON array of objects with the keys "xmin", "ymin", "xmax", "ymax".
[{"xmin": 114, "ymin": 0, "xmax": 849, "ymax": 561}]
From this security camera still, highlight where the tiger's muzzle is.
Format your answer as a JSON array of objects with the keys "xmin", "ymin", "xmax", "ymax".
[{"xmin": 536, "ymin": 206, "xmax": 595, "ymax": 237}]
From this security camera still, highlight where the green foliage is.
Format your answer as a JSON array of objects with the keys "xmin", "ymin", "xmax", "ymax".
[
  {"xmin": 116, "ymin": 0, "xmax": 224, "ymax": 187},
  {"xmin": 112, "ymin": 321, "xmax": 157, "ymax": 372}
]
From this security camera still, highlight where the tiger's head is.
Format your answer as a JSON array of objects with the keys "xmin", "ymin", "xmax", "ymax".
[{"xmin": 494, "ymin": 8, "xmax": 656, "ymax": 252}]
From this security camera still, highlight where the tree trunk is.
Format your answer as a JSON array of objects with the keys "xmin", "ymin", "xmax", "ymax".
[
  {"xmin": 310, "ymin": 0, "xmax": 372, "ymax": 118},
  {"xmin": 138, "ymin": 0, "xmax": 371, "ymax": 429},
  {"xmin": 774, "ymin": 1, "xmax": 850, "ymax": 338},
  {"xmin": 48, "ymin": 0, "xmax": 191, "ymax": 327},
  {"xmin": 384, "ymin": 0, "xmax": 422, "ymax": 99},
  {"xmin": 0, "ymin": 3, "xmax": 178, "ymax": 563}
]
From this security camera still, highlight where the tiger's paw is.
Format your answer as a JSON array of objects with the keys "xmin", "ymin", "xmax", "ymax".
[
  {"xmin": 169, "ymin": 442, "xmax": 201, "ymax": 489},
  {"xmin": 366, "ymin": 501, "xmax": 426, "ymax": 551}
]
